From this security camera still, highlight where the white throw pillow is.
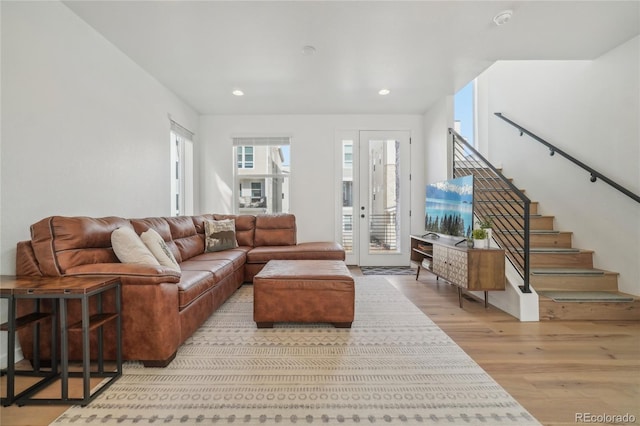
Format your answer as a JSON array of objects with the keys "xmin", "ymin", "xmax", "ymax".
[
  {"xmin": 140, "ymin": 228, "xmax": 180, "ymax": 272},
  {"xmin": 111, "ymin": 227, "xmax": 160, "ymax": 266}
]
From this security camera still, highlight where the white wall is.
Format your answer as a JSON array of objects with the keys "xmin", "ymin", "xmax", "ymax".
[
  {"xmin": 423, "ymin": 96, "xmax": 454, "ymax": 185},
  {"xmin": 199, "ymin": 115, "xmax": 424, "ymax": 243},
  {"xmin": 0, "ymin": 1, "xmax": 199, "ymax": 367},
  {"xmin": 477, "ymin": 36, "xmax": 640, "ymax": 295},
  {"xmin": 0, "ymin": 1, "xmax": 199, "ymax": 275}
]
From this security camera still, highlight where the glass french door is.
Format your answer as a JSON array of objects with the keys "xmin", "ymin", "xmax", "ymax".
[{"xmin": 338, "ymin": 131, "xmax": 411, "ymax": 266}]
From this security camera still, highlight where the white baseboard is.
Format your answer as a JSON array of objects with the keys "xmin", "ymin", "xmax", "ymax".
[{"xmin": 0, "ymin": 342, "xmax": 24, "ymax": 370}]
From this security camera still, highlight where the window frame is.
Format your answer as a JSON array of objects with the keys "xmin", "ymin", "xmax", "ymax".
[
  {"xmin": 237, "ymin": 146, "xmax": 255, "ymax": 169},
  {"xmin": 170, "ymin": 120, "xmax": 194, "ymax": 217},
  {"xmin": 232, "ymin": 136, "xmax": 291, "ymax": 214}
]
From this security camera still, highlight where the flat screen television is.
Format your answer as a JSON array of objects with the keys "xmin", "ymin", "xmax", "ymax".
[{"xmin": 425, "ymin": 175, "xmax": 474, "ymax": 238}]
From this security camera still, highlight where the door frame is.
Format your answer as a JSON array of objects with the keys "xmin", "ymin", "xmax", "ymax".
[{"xmin": 335, "ymin": 130, "xmax": 411, "ymax": 267}]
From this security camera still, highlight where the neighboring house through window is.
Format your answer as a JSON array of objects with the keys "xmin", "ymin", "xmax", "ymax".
[
  {"xmin": 341, "ymin": 139, "xmax": 354, "ymax": 252},
  {"xmin": 233, "ymin": 136, "xmax": 290, "ymax": 214},
  {"xmin": 237, "ymin": 146, "xmax": 254, "ymax": 169}
]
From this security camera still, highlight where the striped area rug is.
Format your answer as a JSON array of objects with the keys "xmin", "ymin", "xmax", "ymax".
[{"xmin": 52, "ymin": 277, "xmax": 540, "ymax": 425}]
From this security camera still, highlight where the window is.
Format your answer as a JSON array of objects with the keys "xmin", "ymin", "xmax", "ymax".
[
  {"xmin": 342, "ymin": 181, "xmax": 353, "ymax": 207},
  {"xmin": 233, "ymin": 137, "xmax": 290, "ymax": 214},
  {"xmin": 340, "ymin": 139, "xmax": 354, "ymax": 254},
  {"xmin": 251, "ymin": 182, "xmax": 263, "ymax": 199},
  {"xmin": 454, "ymin": 79, "xmax": 476, "ymax": 149},
  {"xmin": 170, "ymin": 120, "xmax": 194, "ymax": 216},
  {"xmin": 344, "ymin": 144, "xmax": 353, "ymax": 166},
  {"xmin": 238, "ymin": 181, "xmax": 266, "ymax": 208},
  {"xmin": 237, "ymin": 146, "xmax": 254, "ymax": 169}
]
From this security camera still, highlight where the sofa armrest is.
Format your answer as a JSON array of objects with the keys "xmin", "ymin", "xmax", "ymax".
[
  {"xmin": 65, "ymin": 263, "xmax": 181, "ymax": 284},
  {"xmin": 16, "ymin": 240, "xmax": 43, "ymax": 276}
]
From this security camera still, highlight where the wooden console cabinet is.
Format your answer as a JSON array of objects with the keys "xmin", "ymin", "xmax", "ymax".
[{"xmin": 411, "ymin": 234, "xmax": 505, "ymax": 307}]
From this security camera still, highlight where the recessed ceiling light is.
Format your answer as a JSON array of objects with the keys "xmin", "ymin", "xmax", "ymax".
[
  {"xmin": 493, "ymin": 10, "xmax": 513, "ymax": 26},
  {"xmin": 378, "ymin": 89, "xmax": 390, "ymax": 96},
  {"xmin": 302, "ymin": 45, "xmax": 316, "ymax": 56},
  {"xmin": 232, "ymin": 90, "xmax": 244, "ymax": 96}
]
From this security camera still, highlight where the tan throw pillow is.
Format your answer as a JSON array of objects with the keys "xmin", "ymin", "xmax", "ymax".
[
  {"xmin": 111, "ymin": 227, "xmax": 160, "ymax": 266},
  {"xmin": 140, "ymin": 228, "xmax": 180, "ymax": 271},
  {"xmin": 204, "ymin": 219, "xmax": 238, "ymax": 252}
]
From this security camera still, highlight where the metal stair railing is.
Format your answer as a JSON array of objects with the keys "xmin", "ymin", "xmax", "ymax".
[
  {"xmin": 495, "ymin": 112, "xmax": 640, "ymax": 204},
  {"xmin": 449, "ymin": 128, "xmax": 532, "ymax": 293}
]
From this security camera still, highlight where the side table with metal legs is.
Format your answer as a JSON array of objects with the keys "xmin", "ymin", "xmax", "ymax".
[{"xmin": 1, "ymin": 276, "xmax": 122, "ymax": 406}]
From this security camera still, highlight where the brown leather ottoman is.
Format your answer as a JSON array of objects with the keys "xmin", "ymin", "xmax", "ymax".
[{"xmin": 253, "ymin": 260, "xmax": 354, "ymax": 328}]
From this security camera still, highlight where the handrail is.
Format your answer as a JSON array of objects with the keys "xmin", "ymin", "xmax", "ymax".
[
  {"xmin": 495, "ymin": 112, "xmax": 640, "ymax": 204},
  {"xmin": 448, "ymin": 128, "xmax": 532, "ymax": 293}
]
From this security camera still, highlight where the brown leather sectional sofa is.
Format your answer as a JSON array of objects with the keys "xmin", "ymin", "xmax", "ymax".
[{"xmin": 15, "ymin": 213, "xmax": 345, "ymax": 367}]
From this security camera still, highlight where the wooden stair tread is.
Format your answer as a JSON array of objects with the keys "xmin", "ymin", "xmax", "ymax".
[
  {"xmin": 537, "ymin": 290, "xmax": 635, "ymax": 302},
  {"xmin": 486, "ymin": 213, "xmax": 544, "ymax": 218},
  {"xmin": 485, "ymin": 212, "xmax": 553, "ymax": 218},
  {"xmin": 505, "ymin": 247, "xmax": 593, "ymax": 254},
  {"xmin": 531, "ymin": 268, "xmax": 617, "ymax": 276},
  {"xmin": 526, "ymin": 247, "xmax": 581, "ymax": 253},
  {"xmin": 531, "ymin": 271, "xmax": 620, "ymax": 292},
  {"xmin": 538, "ymin": 299, "xmax": 640, "ymax": 320},
  {"xmin": 538, "ymin": 290, "xmax": 640, "ymax": 321},
  {"xmin": 475, "ymin": 199, "xmax": 528, "ymax": 203},
  {"xmin": 475, "ymin": 186, "xmax": 524, "ymax": 190},
  {"xmin": 499, "ymin": 230, "xmax": 564, "ymax": 234}
]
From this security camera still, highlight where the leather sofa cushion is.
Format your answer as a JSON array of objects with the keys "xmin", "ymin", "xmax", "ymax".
[
  {"xmin": 130, "ymin": 217, "xmax": 182, "ymax": 263},
  {"xmin": 191, "ymin": 214, "xmax": 215, "ymax": 235},
  {"xmin": 247, "ymin": 242, "xmax": 345, "ymax": 263},
  {"xmin": 179, "ymin": 259, "xmax": 236, "ymax": 283},
  {"xmin": 254, "ymin": 214, "xmax": 296, "ymax": 247},
  {"xmin": 176, "ymin": 270, "xmax": 215, "ymax": 309},
  {"xmin": 214, "ymin": 214, "xmax": 256, "ymax": 247},
  {"xmin": 30, "ymin": 216, "xmax": 129, "ymax": 275},
  {"xmin": 166, "ymin": 216, "xmax": 203, "ymax": 261},
  {"xmin": 190, "ymin": 248, "xmax": 249, "ymax": 270}
]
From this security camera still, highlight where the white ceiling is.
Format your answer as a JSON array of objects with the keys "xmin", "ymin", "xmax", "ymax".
[{"xmin": 63, "ymin": 1, "xmax": 640, "ymax": 115}]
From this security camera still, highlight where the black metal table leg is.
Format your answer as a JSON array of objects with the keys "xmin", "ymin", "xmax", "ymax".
[{"xmin": 3, "ymin": 296, "xmax": 16, "ymax": 406}]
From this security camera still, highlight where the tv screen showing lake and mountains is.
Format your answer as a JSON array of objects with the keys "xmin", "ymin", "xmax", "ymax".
[{"xmin": 425, "ymin": 175, "xmax": 474, "ymax": 238}]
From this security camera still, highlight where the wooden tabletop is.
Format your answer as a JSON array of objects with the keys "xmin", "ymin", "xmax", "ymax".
[{"xmin": 0, "ymin": 275, "xmax": 120, "ymax": 296}]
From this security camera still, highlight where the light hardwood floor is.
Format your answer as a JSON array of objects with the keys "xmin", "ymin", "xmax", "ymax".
[
  {"xmin": 2, "ymin": 269, "xmax": 639, "ymax": 426},
  {"xmin": 381, "ymin": 271, "xmax": 640, "ymax": 426}
]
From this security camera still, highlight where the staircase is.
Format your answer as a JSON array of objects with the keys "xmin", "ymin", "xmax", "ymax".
[
  {"xmin": 474, "ymin": 176, "xmax": 639, "ymax": 321},
  {"xmin": 449, "ymin": 129, "xmax": 639, "ymax": 322}
]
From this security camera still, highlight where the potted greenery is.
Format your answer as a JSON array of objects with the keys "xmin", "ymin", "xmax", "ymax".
[
  {"xmin": 476, "ymin": 217, "xmax": 493, "ymax": 242},
  {"xmin": 472, "ymin": 228, "xmax": 488, "ymax": 249}
]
